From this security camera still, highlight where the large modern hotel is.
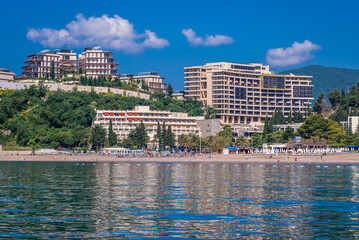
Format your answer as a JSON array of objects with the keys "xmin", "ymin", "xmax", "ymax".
[{"xmin": 184, "ymin": 62, "xmax": 314, "ymax": 125}]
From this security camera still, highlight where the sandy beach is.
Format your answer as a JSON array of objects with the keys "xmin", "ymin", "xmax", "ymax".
[{"xmin": 0, "ymin": 152, "xmax": 359, "ymax": 164}]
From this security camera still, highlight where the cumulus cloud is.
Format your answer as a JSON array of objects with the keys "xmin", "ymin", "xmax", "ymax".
[
  {"xmin": 266, "ymin": 40, "xmax": 321, "ymax": 67},
  {"xmin": 26, "ymin": 14, "xmax": 170, "ymax": 53},
  {"xmin": 182, "ymin": 28, "xmax": 233, "ymax": 47}
]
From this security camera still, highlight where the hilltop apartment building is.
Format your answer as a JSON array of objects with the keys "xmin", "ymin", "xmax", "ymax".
[
  {"xmin": 184, "ymin": 62, "xmax": 313, "ymax": 125},
  {"xmin": 78, "ymin": 48, "xmax": 119, "ymax": 78},
  {"xmin": 21, "ymin": 50, "xmax": 77, "ymax": 79},
  {"xmin": 120, "ymin": 72, "xmax": 167, "ymax": 93},
  {"xmin": 94, "ymin": 106, "xmax": 203, "ymax": 143},
  {"xmin": 21, "ymin": 48, "xmax": 119, "ymax": 79}
]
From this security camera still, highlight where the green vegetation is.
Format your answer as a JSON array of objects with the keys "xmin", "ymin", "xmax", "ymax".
[
  {"xmin": 167, "ymin": 83, "xmax": 174, "ymax": 97},
  {"xmin": 0, "ymin": 86, "xmax": 204, "ymax": 151},
  {"xmin": 204, "ymin": 106, "xmax": 218, "ymax": 119},
  {"xmin": 297, "ymin": 114, "xmax": 345, "ymax": 144},
  {"xmin": 328, "ymin": 82, "xmax": 359, "ymax": 122},
  {"xmin": 153, "ymin": 122, "xmax": 176, "ymax": 150},
  {"xmin": 125, "ymin": 121, "xmax": 149, "ymax": 149},
  {"xmin": 108, "ymin": 119, "xmax": 117, "ymax": 146}
]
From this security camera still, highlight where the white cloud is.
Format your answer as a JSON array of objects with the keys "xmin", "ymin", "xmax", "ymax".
[
  {"xmin": 182, "ymin": 28, "xmax": 233, "ymax": 47},
  {"xmin": 266, "ymin": 40, "xmax": 321, "ymax": 67},
  {"xmin": 26, "ymin": 14, "xmax": 170, "ymax": 54}
]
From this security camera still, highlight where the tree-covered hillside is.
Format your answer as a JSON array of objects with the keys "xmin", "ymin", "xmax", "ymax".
[
  {"xmin": 280, "ymin": 65, "xmax": 359, "ymax": 101},
  {"xmin": 0, "ymin": 85, "xmax": 204, "ymax": 150}
]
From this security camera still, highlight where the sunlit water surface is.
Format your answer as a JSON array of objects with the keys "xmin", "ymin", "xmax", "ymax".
[{"xmin": 0, "ymin": 162, "xmax": 358, "ymax": 239}]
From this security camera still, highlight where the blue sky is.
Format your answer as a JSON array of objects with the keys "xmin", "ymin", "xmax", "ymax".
[{"xmin": 1, "ymin": 0, "xmax": 359, "ymax": 90}]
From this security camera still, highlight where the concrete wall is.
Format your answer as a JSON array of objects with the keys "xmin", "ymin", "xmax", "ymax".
[
  {"xmin": 0, "ymin": 82, "xmax": 27, "ymax": 90},
  {"xmin": 24, "ymin": 83, "xmax": 150, "ymax": 100},
  {"xmin": 197, "ymin": 119, "xmax": 221, "ymax": 137}
]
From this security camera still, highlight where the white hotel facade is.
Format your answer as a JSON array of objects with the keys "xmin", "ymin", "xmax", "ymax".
[{"xmin": 94, "ymin": 106, "xmax": 204, "ymax": 143}]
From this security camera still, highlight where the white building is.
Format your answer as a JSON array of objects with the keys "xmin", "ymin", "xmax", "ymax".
[
  {"xmin": 120, "ymin": 72, "xmax": 166, "ymax": 93},
  {"xmin": 348, "ymin": 116, "xmax": 359, "ymax": 133},
  {"xmin": 0, "ymin": 69, "xmax": 15, "ymax": 82},
  {"xmin": 78, "ymin": 47, "xmax": 119, "ymax": 78},
  {"xmin": 94, "ymin": 106, "xmax": 204, "ymax": 144}
]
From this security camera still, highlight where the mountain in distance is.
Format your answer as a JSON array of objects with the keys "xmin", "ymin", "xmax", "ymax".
[{"xmin": 280, "ymin": 65, "xmax": 359, "ymax": 101}]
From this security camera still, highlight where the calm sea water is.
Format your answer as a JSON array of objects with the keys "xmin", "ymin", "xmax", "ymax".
[{"xmin": 0, "ymin": 162, "xmax": 358, "ymax": 239}]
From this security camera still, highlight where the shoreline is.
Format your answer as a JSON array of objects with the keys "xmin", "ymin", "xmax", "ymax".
[{"xmin": 0, "ymin": 152, "xmax": 359, "ymax": 164}]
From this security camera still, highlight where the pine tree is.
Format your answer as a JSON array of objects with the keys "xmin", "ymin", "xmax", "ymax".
[
  {"xmin": 166, "ymin": 125, "xmax": 175, "ymax": 147},
  {"xmin": 263, "ymin": 117, "xmax": 270, "ymax": 138},
  {"xmin": 307, "ymin": 105, "xmax": 312, "ymax": 117},
  {"xmin": 167, "ymin": 84, "xmax": 174, "ymax": 97},
  {"xmin": 161, "ymin": 122, "xmax": 167, "ymax": 148},
  {"xmin": 50, "ymin": 60, "xmax": 55, "ymax": 80},
  {"xmin": 287, "ymin": 109, "xmax": 292, "ymax": 124},
  {"xmin": 108, "ymin": 119, "xmax": 117, "ymax": 146},
  {"xmin": 156, "ymin": 122, "xmax": 162, "ymax": 149},
  {"xmin": 128, "ymin": 121, "xmax": 149, "ymax": 148},
  {"xmin": 341, "ymin": 89, "xmax": 346, "ymax": 98}
]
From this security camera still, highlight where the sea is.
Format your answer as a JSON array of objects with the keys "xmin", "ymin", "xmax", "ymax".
[{"xmin": 0, "ymin": 161, "xmax": 358, "ymax": 239}]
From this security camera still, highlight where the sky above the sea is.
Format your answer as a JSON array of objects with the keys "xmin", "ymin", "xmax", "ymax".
[{"xmin": 1, "ymin": 0, "xmax": 359, "ymax": 90}]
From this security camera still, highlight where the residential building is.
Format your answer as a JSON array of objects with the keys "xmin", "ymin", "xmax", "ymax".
[
  {"xmin": 20, "ymin": 49, "xmax": 77, "ymax": 79},
  {"xmin": 0, "ymin": 68, "xmax": 15, "ymax": 82},
  {"xmin": 232, "ymin": 124, "xmax": 263, "ymax": 138},
  {"xmin": 78, "ymin": 47, "xmax": 119, "ymax": 78},
  {"xmin": 348, "ymin": 116, "xmax": 359, "ymax": 133},
  {"xmin": 173, "ymin": 90, "xmax": 185, "ymax": 101},
  {"xmin": 274, "ymin": 123, "xmax": 303, "ymax": 132},
  {"xmin": 184, "ymin": 62, "xmax": 313, "ymax": 125},
  {"xmin": 120, "ymin": 72, "xmax": 166, "ymax": 93},
  {"xmin": 21, "ymin": 51, "xmax": 62, "ymax": 79},
  {"xmin": 196, "ymin": 119, "xmax": 221, "ymax": 137},
  {"xmin": 94, "ymin": 106, "xmax": 203, "ymax": 144},
  {"xmin": 57, "ymin": 49, "xmax": 77, "ymax": 72}
]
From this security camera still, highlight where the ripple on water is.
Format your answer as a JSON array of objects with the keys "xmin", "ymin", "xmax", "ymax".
[{"xmin": 0, "ymin": 162, "xmax": 357, "ymax": 239}]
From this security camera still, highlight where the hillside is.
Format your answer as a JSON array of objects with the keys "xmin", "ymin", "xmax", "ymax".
[{"xmin": 280, "ymin": 65, "xmax": 359, "ymax": 100}]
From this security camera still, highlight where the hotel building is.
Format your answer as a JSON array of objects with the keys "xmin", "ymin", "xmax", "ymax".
[
  {"xmin": 94, "ymin": 106, "xmax": 203, "ymax": 143},
  {"xmin": 21, "ymin": 50, "xmax": 77, "ymax": 79},
  {"xmin": 120, "ymin": 72, "xmax": 167, "ymax": 93},
  {"xmin": 184, "ymin": 62, "xmax": 313, "ymax": 125},
  {"xmin": 78, "ymin": 48, "xmax": 119, "ymax": 78},
  {"xmin": 0, "ymin": 68, "xmax": 15, "ymax": 82}
]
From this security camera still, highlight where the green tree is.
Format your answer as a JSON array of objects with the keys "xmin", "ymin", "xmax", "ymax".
[
  {"xmin": 128, "ymin": 121, "xmax": 149, "ymax": 148},
  {"xmin": 252, "ymin": 133, "xmax": 264, "ymax": 148},
  {"xmin": 328, "ymin": 89, "xmax": 341, "ymax": 107},
  {"xmin": 161, "ymin": 122, "xmax": 167, "ymax": 148},
  {"xmin": 141, "ymin": 79, "xmax": 149, "ymax": 91},
  {"xmin": 50, "ymin": 60, "xmax": 55, "ymax": 80},
  {"xmin": 287, "ymin": 109, "xmax": 292, "ymax": 123},
  {"xmin": 217, "ymin": 125, "xmax": 233, "ymax": 139},
  {"xmin": 166, "ymin": 125, "xmax": 176, "ymax": 147},
  {"xmin": 91, "ymin": 125, "xmax": 106, "ymax": 151},
  {"xmin": 108, "ymin": 119, "xmax": 117, "ymax": 146},
  {"xmin": 204, "ymin": 106, "xmax": 218, "ymax": 119},
  {"xmin": 297, "ymin": 114, "xmax": 346, "ymax": 144},
  {"xmin": 313, "ymin": 92, "xmax": 325, "ymax": 114},
  {"xmin": 155, "ymin": 121, "xmax": 162, "ymax": 149},
  {"xmin": 263, "ymin": 116, "xmax": 273, "ymax": 139},
  {"xmin": 167, "ymin": 83, "xmax": 174, "ymax": 97},
  {"xmin": 293, "ymin": 110, "xmax": 303, "ymax": 123}
]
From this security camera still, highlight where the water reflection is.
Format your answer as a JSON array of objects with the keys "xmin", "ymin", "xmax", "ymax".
[{"xmin": 0, "ymin": 162, "xmax": 358, "ymax": 239}]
